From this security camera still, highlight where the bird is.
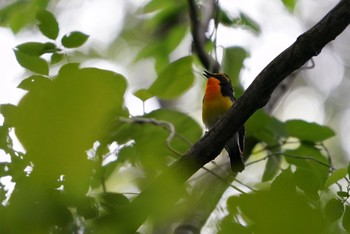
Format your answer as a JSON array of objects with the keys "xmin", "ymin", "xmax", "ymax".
[{"xmin": 202, "ymin": 71, "xmax": 245, "ymax": 172}]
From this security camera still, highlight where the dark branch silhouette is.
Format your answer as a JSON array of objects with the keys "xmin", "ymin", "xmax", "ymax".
[
  {"xmin": 187, "ymin": 0, "xmax": 220, "ymax": 72},
  {"xmin": 119, "ymin": 1, "xmax": 350, "ymax": 232}
]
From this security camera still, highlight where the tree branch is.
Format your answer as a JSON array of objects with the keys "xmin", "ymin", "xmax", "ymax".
[
  {"xmin": 187, "ymin": 0, "xmax": 220, "ymax": 72},
  {"xmin": 120, "ymin": 0, "xmax": 350, "ymax": 232}
]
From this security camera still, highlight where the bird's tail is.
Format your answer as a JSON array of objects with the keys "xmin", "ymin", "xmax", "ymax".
[{"xmin": 224, "ymin": 127, "xmax": 245, "ymax": 173}]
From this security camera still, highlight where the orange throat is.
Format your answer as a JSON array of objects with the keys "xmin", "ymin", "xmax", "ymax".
[{"xmin": 202, "ymin": 78, "xmax": 233, "ymax": 128}]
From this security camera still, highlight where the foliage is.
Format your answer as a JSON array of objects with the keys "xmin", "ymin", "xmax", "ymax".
[{"xmin": 0, "ymin": 1, "xmax": 349, "ymax": 233}]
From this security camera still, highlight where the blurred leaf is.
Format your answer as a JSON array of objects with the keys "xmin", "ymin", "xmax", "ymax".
[
  {"xmin": 222, "ymin": 47, "xmax": 249, "ymax": 94},
  {"xmin": 51, "ymin": 52, "xmax": 64, "ymax": 64},
  {"xmin": 282, "ymin": 0, "xmax": 296, "ymax": 12},
  {"xmin": 348, "ymin": 161, "xmax": 350, "ymax": 178},
  {"xmin": 0, "ymin": 126, "xmax": 9, "ymax": 151},
  {"xmin": 337, "ymin": 191, "xmax": 348, "ymax": 198},
  {"xmin": 149, "ymin": 56, "xmax": 194, "ymax": 99},
  {"xmin": 133, "ymin": 89, "xmax": 154, "ymax": 102},
  {"xmin": 286, "ymin": 119, "xmax": 335, "ymax": 142},
  {"xmin": 145, "ymin": 109, "xmax": 202, "ymax": 153},
  {"xmin": 325, "ymin": 199, "xmax": 344, "ymax": 222},
  {"xmin": 135, "ymin": 25, "xmax": 187, "ymax": 71},
  {"xmin": 13, "ymin": 49, "xmax": 49, "ymax": 75},
  {"xmin": 343, "ymin": 206, "xmax": 350, "ymax": 232},
  {"xmin": 270, "ymin": 168, "xmax": 296, "ymax": 195},
  {"xmin": 15, "ymin": 42, "xmax": 57, "ymax": 56},
  {"xmin": 143, "ymin": 0, "xmax": 173, "ymax": 13},
  {"xmin": 294, "ymin": 166, "xmax": 322, "ymax": 200},
  {"xmin": 17, "ymin": 75, "xmax": 51, "ymax": 91},
  {"xmin": 36, "ymin": 10, "xmax": 59, "ymax": 40},
  {"xmin": 117, "ymin": 144, "xmax": 137, "ymax": 166},
  {"xmin": 100, "ymin": 192, "xmax": 130, "ymax": 212},
  {"xmin": 324, "ymin": 168, "xmax": 348, "ymax": 189},
  {"xmin": 13, "ymin": 64, "xmax": 127, "ymax": 197},
  {"xmin": 245, "ymin": 110, "xmax": 288, "ymax": 145},
  {"xmin": 232, "ymin": 12, "xmax": 261, "ymax": 34},
  {"xmin": 110, "ymin": 109, "xmax": 201, "ymax": 173},
  {"xmin": 262, "ymin": 153, "xmax": 282, "ymax": 182},
  {"xmin": 0, "ymin": 0, "xmax": 49, "ymax": 33},
  {"xmin": 218, "ymin": 8, "xmax": 235, "ymax": 26},
  {"xmin": 285, "ymin": 143, "xmax": 329, "ymax": 168},
  {"xmin": 61, "ymin": 31, "xmax": 89, "ymax": 48},
  {"xmin": 285, "ymin": 144, "xmax": 329, "ymax": 199},
  {"xmin": 76, "ymin": 196, "xmax": 98, "ymax": 219},
  {"xmin": 234, "ymin": 190, "xmax": 326, "ymax": 234},
  {"xmin": 0, "ymin": 104, "xmax": 17, "ymax": 127},
  {"xmin": 218, "ymin": 217, "xmax": 251, "ymax": 234}
]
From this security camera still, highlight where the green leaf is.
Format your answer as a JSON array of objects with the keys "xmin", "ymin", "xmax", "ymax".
[
  {"xmin": 135, "ymin": 25, "xmax": 187, "ymax": 71},
  {"xmin": 148, "ymin": 56, "xmax": 194, "ymax": 99},
  {"xmin": 100, "ymin": 192, "xmax": 130, "ymax": 212},
  {"xmin": 61, "ymin": 31, "xmax": 89, "ymax": 48},
  {"xmin": 337, "ymin": 191, "xmax": 348, "ymax": 198},
  {"xmin": 262, "ymin": 155, "xmax": 282, "ymax": 182},
  {"xmin": 218, "ymin": 218, "xmax": 251, "ymax": 234},
  {"xmin": 51, "ymin": 52, "xmax": 64, "ymax": 64},
  {"xmin": 222, "ymin": 47, "xmax": 248, "ymax": 92},
  {"xmin": 245, "ymin": 110, "xmax": 288, "ymax": 145},
  {"xmin": 324, "ymin": 168, "xmax": 348, "ymax": 189},
  {"xmin": 325, "ymin": 199, "xmax": 344, "ymax": 222},
  {"xmin": 343, "ymin": 206, "xmax": 350, "ymax": 232},
  {"xmin": 133, "ymin": 89, "xmax": 154, "ymax": 102},
  {"xmin": 36, "ymin": 9, "xmax": 59, "ymax": 40},
  {"xmin": 13, "ymin": 64, "xmax": 127, "ymax": 197},
  {"xmin": 0, "ymin": 104, "xmax": 17, "ymax": 127},
  {"xmin": 218, "ymin": 8, "xmax": 235, "ymax": 26},
  {"xmin": 76, "ymin": 197, "xmax": 98, "ymax": 219},
  {"xmin": 17, "ymin": 75, "xmax": 51, "ymax": 91},
  {"xmin": 286, "ymin": 119, "xmax": 335, "ymax": 142},
  {"xmin": 232, "ymin": 12, "xmax": 261, "ymax": 34},
  {"xmin": 293, "ymin": 165, "xmax": 322, "ymax": 200},
  {"xmin": 271, "ymin": 168, "xmax": 296, "ymax": 195},
  {"xmin": 282, "ymin": 0, "xmax": 296, "ymax": 11},
  {"xmin": 143, "ymin": 0, "xmax": 173, "ymax": 13},
  {"xmin": 236, "ymin": 190, "xmax": 327, "ymax": 233},
  {"xmin": 14, "ymin": 49, "xmax": 49, "ymax": 75},
  {"xmin": 109, "ymin": 109, "xmax": 201, "ymax": 172},
  {"xmin": 0, "ymin": 1, "xmax": 49, "ymax": 33},
  {"xmin": 16, "ymin": 42, "xmax": 57, "ymax": 56},
  {"xmin": 348, "ymin": 161, "xmax": 350, "ymax": 178},
  {"xmin": 285, "ymin": 144, "xmax": 329, "ymax": 199},
  {"xmin": 145, "ymin": 109, "xmax": 202, "ymax": 153}
]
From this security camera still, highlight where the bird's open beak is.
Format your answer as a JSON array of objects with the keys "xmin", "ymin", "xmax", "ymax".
[{"xmin": 203, "ymin": 70, "xmax": 214, "ymax": 79}]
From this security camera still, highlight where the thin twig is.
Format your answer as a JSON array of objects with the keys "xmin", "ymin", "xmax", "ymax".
[
  {"xmin": 201, "ymin": 166, "xmax": 246, "ymax": 193},
  {"xmin": 245, "ymin": 152, "xmax": 333, "ymax": 169},
  {"xmin": 317, "ymin": 142, "xmax": 334, "ymax": 171},
  {"xmin": 119, "ymin": 117, "xmax": 191, "ymax": 156},
  {"xmin": 234, "ymin": 178, "xmax": 257, "ymax": 192}
]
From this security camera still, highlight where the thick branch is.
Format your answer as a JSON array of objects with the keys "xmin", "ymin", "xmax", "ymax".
[{"xmin": 121, "ymin": 0, "xmax": 350, "ymax": 232}]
